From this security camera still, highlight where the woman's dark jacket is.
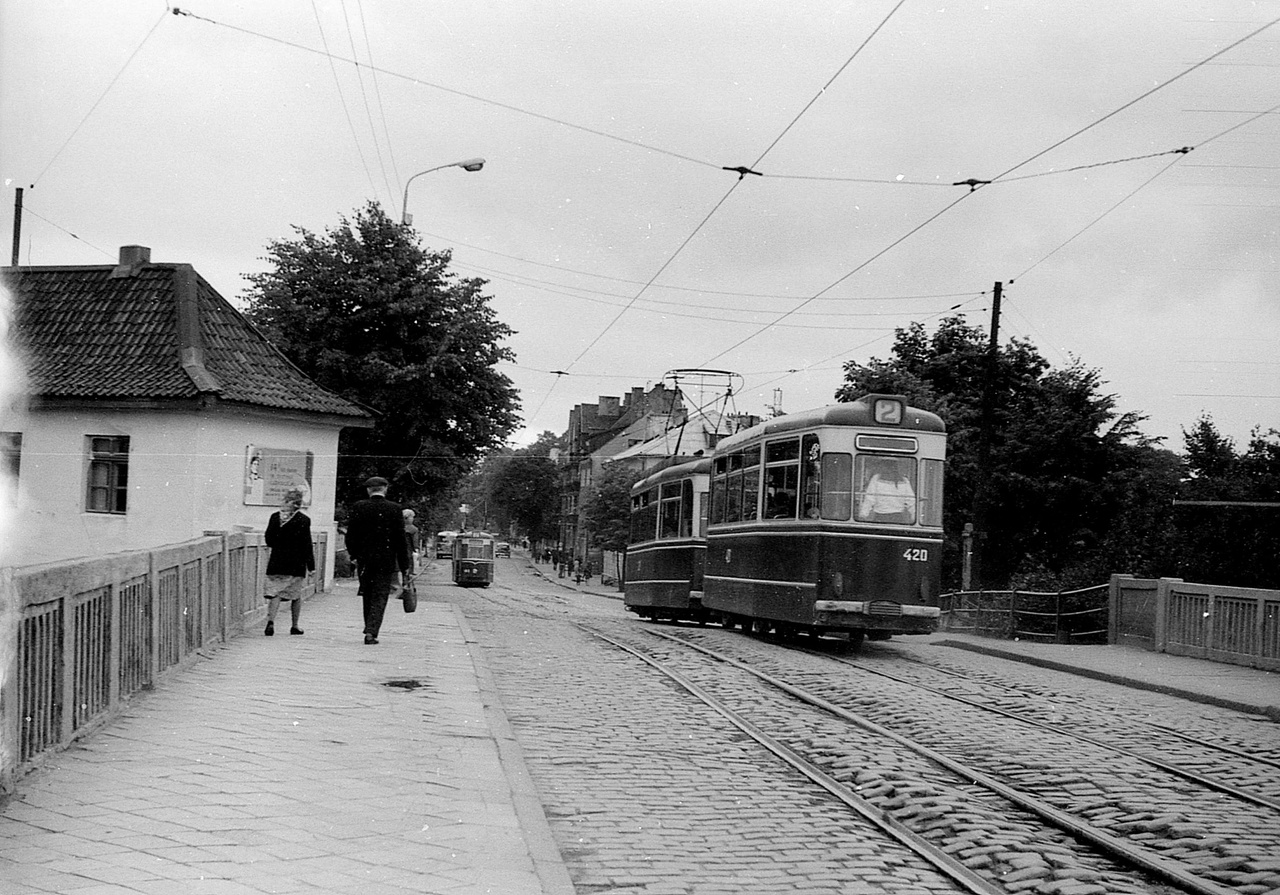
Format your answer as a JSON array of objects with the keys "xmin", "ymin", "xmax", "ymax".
[{"xmin": 265, "ymin": 511, "xmax": 316, "ymax": 577}]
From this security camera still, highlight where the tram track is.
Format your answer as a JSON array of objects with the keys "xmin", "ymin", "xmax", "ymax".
[
  {"xmin": 591, "ymin": 622, "xmax": 1279, "ymax": 895},
  {"xmin": 791, "ymin": 644, "xmax": 1280, "ymax": 813},
  {"xmin": 459, "ymin": 574, "xmax": 1280, "ymax": 894}
]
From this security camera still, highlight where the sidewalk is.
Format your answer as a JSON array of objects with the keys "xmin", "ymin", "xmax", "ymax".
[
  {"xmin": 525, "ymin": 553, "xmax": 1279, "ymax": 721},
  {"xmin": 0, "ymin": 580, "xmax": 574, "ymax": 895},
  {"xmin": 928, "ymin": 633, "xmax": 1280, "ymax": 720}
]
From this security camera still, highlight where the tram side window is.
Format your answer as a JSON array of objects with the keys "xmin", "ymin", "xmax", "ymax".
[
  {"xmin": 726, "ymin": 453, "xmax": 744, "ymax": 522},
  {"xmin": 854, "ymin": 455, "xmax": 917, "ymax": 524},
  {"xmin": 631, "ymin": 489, "xmax": 657, "ymax": 543},
  {"xmin": 918, "ymin": 458, "xmax": 944, "ymax": 527},
  {"xmin": 710, "ymin": 459, "xmax": 727, "ymax": 524},
  {"xmin": 698, "ymin": 479, "xmax": 709, "ymax": 535},
  {"xmin": 742, "ymin": 445, "xmax": 761, "ymax": 521},
  {"xmin": 800, "ymin": 434, "xmax": 821, "ymax": 519},
  {"xmin": 763, "ymin": 438, "xmax": 800, "ymax": 519},
  {"xmin": 680, "ymin": 479, "xmax": 694, "ymax": 537},
  {"xmin": 659, "ymin": 482, "xmax": 682, "ymax": 539},
  {"xmin": 821, "ymin": 453, "xmax": 852, "ymax": 520}
]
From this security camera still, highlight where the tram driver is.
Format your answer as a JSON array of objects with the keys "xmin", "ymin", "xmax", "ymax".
[{"xmin": 857, "ymin": 459, "xmax": 917, "ymax": 524}]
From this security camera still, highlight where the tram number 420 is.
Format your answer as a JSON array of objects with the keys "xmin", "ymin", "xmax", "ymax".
[{"xmin": 902, "ymin": 548, "xmax": 929, "ymax": 562}]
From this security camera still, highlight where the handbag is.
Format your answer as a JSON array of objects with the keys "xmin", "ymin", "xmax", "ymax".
[{"xmin": 401, "ymin": 574, "xmax": 418, "ymax": 613}]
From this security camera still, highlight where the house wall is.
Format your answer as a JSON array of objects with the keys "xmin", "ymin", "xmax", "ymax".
[{"xmin": 6, "ymin": 406, "xmax": 343, "ymax": 576}]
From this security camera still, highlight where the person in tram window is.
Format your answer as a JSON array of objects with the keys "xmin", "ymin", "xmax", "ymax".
[{"xmin": 857, "ymin": 460, "xmax": 916, "ymax": 524}]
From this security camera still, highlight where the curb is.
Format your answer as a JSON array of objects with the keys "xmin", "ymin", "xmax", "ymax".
[{"xmin": 449, "ymin": 604, "xmax": 577, "ymax": 895}]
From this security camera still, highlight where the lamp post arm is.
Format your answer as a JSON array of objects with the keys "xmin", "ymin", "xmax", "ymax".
[{"xmin": 401, "ymin": 165, "xmax": 451, "ymax": 225}]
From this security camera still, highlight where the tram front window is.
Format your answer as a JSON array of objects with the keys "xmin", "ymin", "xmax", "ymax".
[{"xmin": 855, "ymin": 456, "xmax": 917, "ymax": 524}]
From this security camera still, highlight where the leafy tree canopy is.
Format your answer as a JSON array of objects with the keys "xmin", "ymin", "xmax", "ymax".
[
  {"xmin": 242, "ymin": 202, "xmax": 520, "ymax": 512},
  {"xmin": 836, "ymin": 316, "xmax": 1167, "ymax": 589},
  {"xmin": 582, "ymin": 462, "xmax": 648, "ymax": 554},
  {"xmin": 479, "ymin": 431, "xmax": 564, "ymax": 544},
  {"xmin": 1172, "ymin": 417, "xmax": 1280, "ymax": 587}
]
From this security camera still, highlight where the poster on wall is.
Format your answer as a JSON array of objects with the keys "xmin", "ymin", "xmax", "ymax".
[{"xmin": 244, "ymin": 445, "xmax": 313, "ymax": 507}]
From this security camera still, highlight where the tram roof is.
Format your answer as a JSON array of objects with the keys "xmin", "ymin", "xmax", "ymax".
[
  {"xmin": 631, "ymin": 456, "xmax": 714, "ymax": 492},
  {"xmin": 714, "ymin": 395, "xmax": 945, "ymax": 454}
]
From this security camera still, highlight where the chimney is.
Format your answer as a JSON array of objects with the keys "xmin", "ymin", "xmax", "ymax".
[
  {"xmin": 174, "ymin": 263, "xmax": 221, "ymax": 394},
  {"xmin": 598, "ymin": 395, "xmax": 620, "ymax": 417},
  {"xmin": 109, "ymin": 244, "xmax": 151, "ymax": 279}
]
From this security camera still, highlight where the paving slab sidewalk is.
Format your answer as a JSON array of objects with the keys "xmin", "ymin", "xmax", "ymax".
[{"xmin": 0, "ymin": 581, "xmax": 573, "ymax": 895}]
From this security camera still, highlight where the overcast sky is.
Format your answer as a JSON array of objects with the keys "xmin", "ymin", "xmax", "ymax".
[{"xmin": 3, "ymin": 1, "xmax": 1276, "ymax": 451}]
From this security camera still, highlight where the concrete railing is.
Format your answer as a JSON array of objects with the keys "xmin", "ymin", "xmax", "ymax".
[
  {"xmin": 1, "ymin": 530, "xmax": 328, "ymax": 794},
  {"xmin": 1110, "ymin": 574, "xmax": 1280, "ymax": 671}
]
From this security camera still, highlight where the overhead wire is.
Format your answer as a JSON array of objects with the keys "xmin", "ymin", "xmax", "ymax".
[
  {"xmin": 31, "ymin": 8, "xmax": 169, "ymax": 188},
  {"xmin": 309, "ymin": 1, "xmax": 381, "ymax": 203},
  {"xmin": 697, "ymin": 14, "xmax": 1280, "ymax": 371},
  {"xmin": 355, "ymin": 0, "xmax": 403, "ymax": 192},
  {"xmin": 338, "ymin": 0, "xmax": 396, "ymax": 203},
  {"xmin": 561, "ymin": 0, "xmax": 911, "ymax": 372}
]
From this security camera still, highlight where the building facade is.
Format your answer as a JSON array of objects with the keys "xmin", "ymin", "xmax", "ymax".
[{"xmin": 2, "ymin": 246, "xmax": 371, "ymax": 575}]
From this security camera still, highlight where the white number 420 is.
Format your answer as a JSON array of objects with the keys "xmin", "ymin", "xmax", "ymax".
[{"xmin": 902, "ymin": 548, "xmax": 929, "ymax": 562}]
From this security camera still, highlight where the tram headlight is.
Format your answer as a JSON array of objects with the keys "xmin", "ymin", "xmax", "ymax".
[{"xmin": 832, "ymin": 571, "xmax": 843, "ymax": 597}]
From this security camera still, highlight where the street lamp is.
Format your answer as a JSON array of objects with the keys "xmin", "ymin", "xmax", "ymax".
[{"xmin": 400, "ymin": 158, "xmax": 485, "ymax": 225}]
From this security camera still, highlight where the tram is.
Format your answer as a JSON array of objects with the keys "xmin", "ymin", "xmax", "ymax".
[
  {"xmin": 623, "ymin": 394, "xmax": 946, "ymax": 646},
  {"xmin": 436, "ymin": 530, "xmax": 457, "ymax": 558},
  {"xmin": 623, "ymin": 457, "xmax": 713, "ymax": 622},
  {"xmin": 452, "ymin": 530, "xmax": 495, "ymax": 587},
  {"xmin": 705, "ymin": 394, "xmax": 945, "ymax": 645}
]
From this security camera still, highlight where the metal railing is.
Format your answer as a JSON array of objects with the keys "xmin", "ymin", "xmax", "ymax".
[
  {"xmin": 2, "ymin": 529, "xmax": 327, "ymax": 794},
  {"xmin": 939, "ymin": 585, "xmax": 1111, "ymax": 644}
]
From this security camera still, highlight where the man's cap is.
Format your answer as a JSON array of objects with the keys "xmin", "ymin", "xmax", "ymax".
[{"xmin": 364, "ymin": 476, "xmax": 389, "ymax": 489}]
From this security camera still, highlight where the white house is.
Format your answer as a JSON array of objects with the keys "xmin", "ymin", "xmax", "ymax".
[{"xmin": 1, "ymin": 245, "xmax": 372, "ymax": 576}]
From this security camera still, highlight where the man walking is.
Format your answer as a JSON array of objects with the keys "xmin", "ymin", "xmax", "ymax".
[{"xmin": 344, "ymin": 476, "xmax": 410, "ymax": 644}]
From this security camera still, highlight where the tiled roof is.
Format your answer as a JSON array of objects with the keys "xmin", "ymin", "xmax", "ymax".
[{"xmin": 4, "ymin": 261, "xmax": 369, "ymax": 420}]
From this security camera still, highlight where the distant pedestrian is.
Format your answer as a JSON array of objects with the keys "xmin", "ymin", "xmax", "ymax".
[
  {"xmin": 263, "ymin": 488, "xmax": 314, "ymax": 636},
  {"xmin": 344, "ymin": 477, "xmax": 410, "ymax": 644},
  {"xmin": 403, "ymin": 509, "xmax": 420, "ymax": 572}
]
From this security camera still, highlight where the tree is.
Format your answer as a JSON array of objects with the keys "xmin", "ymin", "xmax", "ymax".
[
  {"xmin": 836, "ymin": 316, "xmax": 1173, "ymax": 590},
  {"xmin": 488, "ymin": 432, "xmax": 563, "ymax": 544},
  {"xmin": 242, "ymin": 202, "xmax": 520, "ymax": 512},
  {"xmin": 1172, "ymin": 417, "xmax": 1280, "ymax": 587},
  {"xmin": 582, "ymin": 462, "xmax": 646, "ymax": 555}
]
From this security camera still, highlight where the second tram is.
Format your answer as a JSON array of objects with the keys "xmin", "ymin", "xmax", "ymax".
[
  {"xmin": 452, "ymin": 530, "xmax": 495, "ymax": 587},
  {"xmin": 624, "ymin": 457, "xmax": 712, "ymax": 622}
]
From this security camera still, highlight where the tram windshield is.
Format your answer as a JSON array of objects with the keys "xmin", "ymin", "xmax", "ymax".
[{"xmin": 854, "ymin": 456, "xmax": 917, "ymax": 524}]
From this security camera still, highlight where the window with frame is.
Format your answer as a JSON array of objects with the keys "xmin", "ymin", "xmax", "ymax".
[
  {"xmin": 1, "ymin": 432, "xmax": 21, "ymax": 483},
  {"xmin": 710, "ymin": 457, "xmax": 727, "ymax": 524},
  {"xmin": 659, "ymin": 481, "xmax": 683, "ymax": 539},
  {"xmin": 87, "ymin": 435, "xmax": 130, "ymax": 514},
  {"xmin": 630, "ymin": 488, "xmax": 658, "ymax": 543},
  {"xmin": 763, "ymin": 438, "xmax": 800, "ymax": 519},
  {"xmin": 821, "ymin": 452, "xmax": 852, "ymax": 520},
  {"xmin": 854, "ymin": 454, "xmax": 918, "ymax": 524},
  {"xmin": 917, "ymin": 458, "xmax": 944, "ymax": 527},
  {"xmin": 800, "ymin": 434, "xmax": 821, "ymax": 519},
  {"xmin": 741, "ymin": 445, "xmax": 761, "ymax": 521}
]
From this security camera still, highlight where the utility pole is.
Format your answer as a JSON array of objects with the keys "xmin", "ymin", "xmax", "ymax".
[
  {"xmin": 970, "ymin": 281, "xmax": 1002, "ymax": 589},
  {"xmin": 11, "ymin": 187, "xmax": 22, "ymax": 266}
]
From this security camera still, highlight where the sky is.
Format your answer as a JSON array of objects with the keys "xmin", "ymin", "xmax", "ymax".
[{"xmin": 2, "ymin": 1, "xmax": 1277, "ymax": 452}]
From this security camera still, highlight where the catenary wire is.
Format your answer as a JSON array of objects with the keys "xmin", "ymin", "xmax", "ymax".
[
  {"xmin": 309, "ymin": 1, "xmax": 381, "ymax": 203},
  {"xmin": 338, "ymin": 0, "xmax": 395, "ymax": 203},
  {"xmin": 694, "ymin": 17, "xmax": 1279, "ymax": 370},
  {"xmin": 355, "ymin": 0, "xmax": 402, "ymax": 192},
  {"xmin": 32, "ymin": 9, "xmax": 169, "ymax": 187}
]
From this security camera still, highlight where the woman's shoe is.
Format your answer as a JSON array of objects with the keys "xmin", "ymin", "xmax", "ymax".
[
  {"xmin": 264, "ymin": 621, "xmax": 274, "ymax": 636},
  {"xmin": 290, "ymin": 627, "xmax": 304, "ymax": 635}
]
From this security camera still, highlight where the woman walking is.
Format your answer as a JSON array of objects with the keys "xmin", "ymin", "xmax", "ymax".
[{"xmin": 264, "ymin": 488, "xmax": 315, "ymax": 635}]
